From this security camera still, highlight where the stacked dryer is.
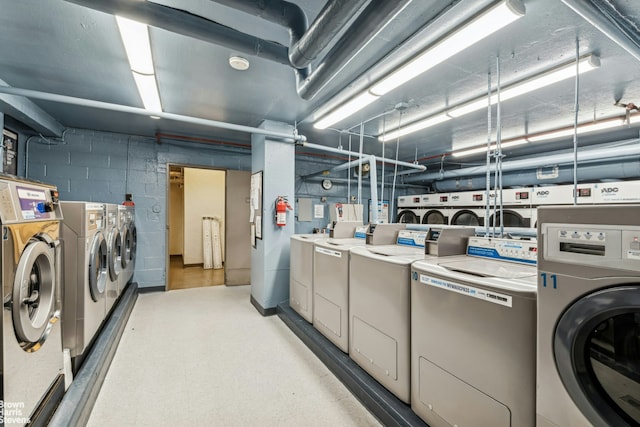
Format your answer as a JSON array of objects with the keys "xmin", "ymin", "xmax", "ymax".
[
  {"xmin": 60, "ymin": 201, "xmax": 108, "ymax": 373},
  {"xmin": 0, "ymin": 176, "xmax": 66, "ymax": 426},
  {"xmin": 396, "ymin": 195, "xmax": 422, "ymax": 224},
  {"xmin": 489, "ymin": 188, "xmax": 534, "ymax": 228},
  {"xmin": 531, "ymin": 183, "xmax": 595, "ymax": 227},
  {"xmin": 449, "ymin": 191, "xmax": 486, "ymax": 226},
  {"xmin": 420, "ymin": 193, "xmax": 450, "ymax": 225}
]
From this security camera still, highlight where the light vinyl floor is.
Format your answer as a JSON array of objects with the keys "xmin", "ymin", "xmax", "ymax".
[{"xmin": 87, "ymin": 285, "xmax": 381, "ymax": 426}]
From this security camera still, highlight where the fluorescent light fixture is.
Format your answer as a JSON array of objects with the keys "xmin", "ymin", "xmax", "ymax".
[
  {"xmin": 132, "ymin": 72, "xmax": 162, "ymax": 112},
  {"xmin": 313, "ymin": 0, "xmax": 524, "ymax": 130},
  {"xmin": 314, "ymin": 92, "xmax": 379, "ymax": 129},
  {"xmin": 382, "ymin": 55, "xmax": 600, "ymax": 141},
  {"xmin": 379, "ymin": 114, "xmax": 451, "ymax": 142},
  {"xmin": 448, "ymin": 55, "xmax": 600, "ymax": 117},
  {"xmin": 452, "ymin": 138, "xmax": 528, "ymax": 157},
  {"xmin": 116, "ymin": 16, "xmax": 154, "ymax": 74},
  {"xmin": 528, "ymin": 116, "xmax": 627, "ymax": 142},
  {"xmin": 370, "ymin": 0, "xmax": 525, "ymax": 96}
]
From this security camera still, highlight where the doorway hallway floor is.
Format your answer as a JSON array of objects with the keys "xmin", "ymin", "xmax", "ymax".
[{"xmin": 168, "ymin": 255, "xmax": 225, "ymax": 290}]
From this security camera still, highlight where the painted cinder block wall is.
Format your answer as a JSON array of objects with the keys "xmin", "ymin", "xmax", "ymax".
[{"xmin": 23, "ymin": 126, "xmax": 416, "ymax": 288}]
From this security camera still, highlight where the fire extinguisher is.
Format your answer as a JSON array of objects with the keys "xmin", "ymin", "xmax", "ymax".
[{"xmin": 275, "ymin": 196, "xmax": 292, "ymax": 227}]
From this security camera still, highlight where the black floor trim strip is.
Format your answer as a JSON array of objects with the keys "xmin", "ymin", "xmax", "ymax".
[
  {"xmin": 48, "ymin": 283, "xmax": 139, "ymax": 427},
  {"xmin": 250, "ymin": 294, "xmax": 277, "ymax": 316},
  {"xmin": 277, "ymin": 302, "xmax": 428, "ymax": 427}
]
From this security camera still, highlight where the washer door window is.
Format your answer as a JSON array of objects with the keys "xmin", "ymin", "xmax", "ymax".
[
  {"xmin": 12, "ymin": 238, "xmax": 57, "ymax": 351},
  {"xmin": 397, "ymin": 210, "xmax": 419, "ymax": 224},
  {"xmin": 422, "ymin": 210, "xmax": 447, "ymax": 225},
  {"xmin": 120, "ymin": 226, "xmax": 130, "ymax": 268},
  {"xmin": 555, "ymin": 286, "xmax": 640, "ymax": 426},
  {"xmin": 451, "ymin": 210, "xmax": 482, "ymax": 226},
  {"xmin": 88, "ymin": 233, "xmax": 108, "ymax": 302},
  {"xmin": 129, "ymin": 224, "xmax": 137, "ymax": 264},
  {"xmin": 108, "ymin": 228, "xmax": 122, "ymax": 281}
]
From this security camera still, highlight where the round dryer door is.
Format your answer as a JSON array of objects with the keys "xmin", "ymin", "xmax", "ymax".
[
  {"xmin": 451, "ymin": 210, "xmax": 482, "ymax": 226},
  {"xmin": 89, "ymin": 233, "xmax": 108, "ymax": 302},
  {"xmin": 397, "ymin": 210, "xmax": 419, "ymax": 224},
  {"xmin": 490, "ymin": 210, "xmax": 529, "ymax": 227},
  {"xmin": 555, "ymin": 286, "xmax": 640, "ymax": 426},
  {"xmin": 12, "ymin": 239, "xmax": 57, "ymax": 350},
  {"xmin": 422, "ymin": 210, "xmax": 447, "ymax": 225},
  {"xmin": 108, "ymin": 228, "xmax": 122, "ymax": 282}
]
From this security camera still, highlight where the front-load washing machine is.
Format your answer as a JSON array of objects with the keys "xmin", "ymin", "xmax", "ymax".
[
  {"xmin": 420, "ymin": 193, "xmax": 450, "ymax": 225},
  {"xmin": 396, "ymin": 194, "xmax": 422, "ymax": 224},
  {"xmin": 60, "ymin": 201, "xmax": 107, "ymax": 372},
  {"xmin": 0, "ymin": 176, "xmax": 65, "ymax": 426},
  {"xmin": 117, "ymin": 205, "xmax": 129, "ymax": 296},
  {"xmin": 123, "ymin": 205, "xmax": 136, "ymax": 288},
  {"xmin": 537, "ymin": 205, "xmax": 640, "ymax": 427},
  {"xmin": 411, "ymin": 236, "xmax": 538, "ymax": 427},
  {"xmin": 289, "ymin": 233, "xmax": 328, "ymax": 322},
  {"xmin": 312, "ymin": 224, "xmax": 399, "ymax": 352},
  {"xmin": 104, "ymin": 204, "xmax": 122, "ymax": 315}
]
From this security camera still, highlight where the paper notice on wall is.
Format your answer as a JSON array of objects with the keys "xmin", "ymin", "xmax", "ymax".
[{"xmin": 314, "ymin": 204, "xmax": 325, "ymax": 219}]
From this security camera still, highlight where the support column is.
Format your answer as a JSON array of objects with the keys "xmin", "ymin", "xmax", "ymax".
[
  {"xmin": 0, "ymin": 113, "xmax": 4, "ymax": 174},
  {"xmin": 250, "ymin": 120, "xmax": 295, "ymax": 315}
]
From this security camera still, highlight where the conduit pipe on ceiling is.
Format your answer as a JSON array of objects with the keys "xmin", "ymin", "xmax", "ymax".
[
  {"xmin": 0, "ymin": 85, "xmax": 306, "ymax": 142},
  {"xmin": 403, "ymin": 139, "xmax": 640, "ymax": 183},
  {"xmin": 560, "ymin": 0, "xmax": 640, "ymax": 63},
  {"xmin": 62, "ymin": 0, "xmax": 291, "ymax": 65},
  {"xmin": 297, "ymin": 0, "xmax": 411, "ymax": 100},
  {"xmin": 299, "ymin": 142, "xmax": 426, "ymax": 171},
  {"xmin": 303, "ymin": 176, "xmax": 427, "ymax": 190},
  {"xmin": 431, "ymin": 158, "xmax": 640, "ymax": 192}
]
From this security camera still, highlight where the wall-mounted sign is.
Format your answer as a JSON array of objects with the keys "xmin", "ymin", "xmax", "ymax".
[{"xmin": 2, "ymin": 129, "xmax": 18, "ymax": 176}]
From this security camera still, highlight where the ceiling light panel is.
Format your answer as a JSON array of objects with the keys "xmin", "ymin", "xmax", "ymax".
[
  {"xmin": 116, "ymin": 16, "xmax": 154, "ymax": 75},
  {"xmin": 132, "ymin": 72, "xmax": 162, "ymax": 112},
  {"xmin": 380, "ymin": 114, "xmax": 451, "ymax": 142},
  {"xmin": 452, "ymin": 138, "xmax": 528, "ymax": 157},
  {"xmin": 314, "ymin": 92, "xmax": 379, "ymax": 129},
  {"xmin": 369, "ymin": 0, "xmax": 525, "ymax": 96}
]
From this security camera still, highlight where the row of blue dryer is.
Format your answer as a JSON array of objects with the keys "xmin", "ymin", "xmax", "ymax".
[{"xmin": 0, "ymin": 175, "xmax": 137, "ymax": 426}]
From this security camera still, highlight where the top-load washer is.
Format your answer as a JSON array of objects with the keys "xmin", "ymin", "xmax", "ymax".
[
  {"xmin": 0, "ymin": 176, "xmax": 65, "ymax": 426},
  {"xmin": 290, "ymin": 222, "xmax": 363, "ymax": 323},
  {"xmin": 411, "ymin": 236, "xmax": 538, "ymax": 427},
  {"xmin": 312, "ymin": 224, "xmax": 402, "ymax": 352},
  {"xmin": 420, "ymin": 193, "xmax": 450, "ymax": 225},
  {"xmin": 60, "ymin": 201, "xmax": 108, "ymax": 372},
  {"xmin": 348, "ymin": 228, "xmax": 473, "ymax": 403},
  {"xmin": 396, "ymin": 195, "xmax": 422, "ymax": 224},
  {"xmin": 537, "ymin": 205, "xmax": 640, "ymax": 427},
  {"xmin": 104, "ymin": 203, "xmax": 122, "ymax": 314}
]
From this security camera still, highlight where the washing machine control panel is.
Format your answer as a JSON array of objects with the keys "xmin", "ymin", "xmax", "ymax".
[
  {"xmin": 543, "ymin": 223, "xmax": 640, "ymax": 270},
  {"xmin": 0, "ymin": 179, "xmax": 62, "ymax": 223},
  {"xmin": 467, "ymin": 236, "xmax": 538, "ymax": 265}
]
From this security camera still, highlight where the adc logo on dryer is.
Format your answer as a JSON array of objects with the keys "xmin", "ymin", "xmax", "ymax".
[
  {"xmin": 536, "ymin": 190, "xmax": 549, "ymax": 196},
  {"xmin": 601, "ymin": 187, "xmax": 619, "ymax": 193}
]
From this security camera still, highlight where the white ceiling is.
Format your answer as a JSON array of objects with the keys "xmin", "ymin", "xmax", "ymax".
[{"xmin": 1, "ymin": 0, "xmax": 640, "ymax": 170}]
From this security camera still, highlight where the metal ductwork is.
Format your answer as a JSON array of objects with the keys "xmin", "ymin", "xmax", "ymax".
[
  {"xmin": 560, "ymin": 0, "xmax": 640, "ymax": 63},
  {"xmin": 432, "ymin": 159, "xmax": 640, "ymax": 192},
  {"xmin": 63, "ymin": 0, "xmax": 291, "ymax": 65},
  {"xmin": 297, "ymin": 0, "xmax": 412, "ymax": 100},
  {"xmin": 212, "ymin": 0, "xmax": 371, "ymax": 70},
  {"xmin": 404, "ymin": 140, "xmax": 640, "ymax": 184}
]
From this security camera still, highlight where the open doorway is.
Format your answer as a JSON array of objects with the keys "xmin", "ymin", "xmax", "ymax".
[
  {"xmin": 166, "ymin": 165, "xmax": 251, "ymax": 291},
  {"xmin": 167, "ymin": 165, "xmax": 226, "ymax": 290}
]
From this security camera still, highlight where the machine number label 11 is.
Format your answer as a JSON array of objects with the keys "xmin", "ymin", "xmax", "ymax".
[{"xmin": 419, "ymin": 274, "xmax": 513, "ymax": 308}]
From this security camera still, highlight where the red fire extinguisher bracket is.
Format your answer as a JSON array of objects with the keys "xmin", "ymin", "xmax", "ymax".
[{"xmin": 275, "ymin": 196, "xmax": 293, "ymax": 227}]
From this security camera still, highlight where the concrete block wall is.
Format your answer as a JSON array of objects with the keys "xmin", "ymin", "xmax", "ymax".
[{"xmin": 27, "ymin": 128, "xmax": 251, "ymax": 289}]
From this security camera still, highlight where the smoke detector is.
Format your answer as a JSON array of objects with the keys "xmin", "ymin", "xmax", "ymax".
[{"xmin": 229, "ymin": 56, "xmax": 250, "ymax": 71}]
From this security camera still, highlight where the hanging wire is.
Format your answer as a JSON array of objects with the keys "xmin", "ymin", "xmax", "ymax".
[
  {"xmin": 348, "ymin": 134, "xmax": 352, "ymax": 203},
  {"xmin": 380, "ymin": 118, "xmax": 386, "ymax": 205},
  {"xmin": 358, "ymin": 122, "xmax": 364, "ymax": 204},
  {"xmin": 573, "ymin": 38, "xmax": 580, "ymax": 205},
  {"xmin": 496, "ymin": 55, "xmax": 504, "ymax": 238},
  {"xmin": 390, "ymin": 112, "xmax": 402, "ymax": 218},
  {"xmin": 485, "ymin": 66, "xmax": 492, "ymax": 237}
]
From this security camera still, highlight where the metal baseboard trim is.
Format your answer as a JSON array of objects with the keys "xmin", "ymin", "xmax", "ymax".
[
  {"xmin": 277, "ymin": 301, "xmax": 427, "ymax": 427},
  {"xmin": 48, "ymin": 283, "xmax": 139, "ymax": 427},
  {"xmin": 138, "ymin": 285, "xmax": 165, "ymax": 293},
  {"xmin": 250, "ymin": 294, "xmax": 277, "ymax": 316}
]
